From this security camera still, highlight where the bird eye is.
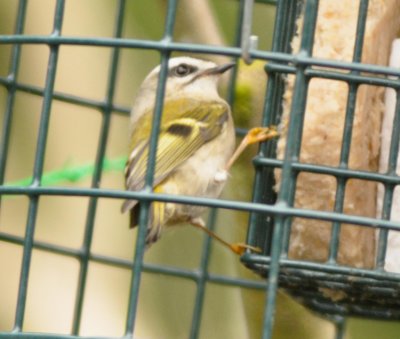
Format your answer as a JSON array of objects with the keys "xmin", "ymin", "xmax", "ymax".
[{"xmin": 173, "ymin": 64, "xmax": 196, "ymax": 77}]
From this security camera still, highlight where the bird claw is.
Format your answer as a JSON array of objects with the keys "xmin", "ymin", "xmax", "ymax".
[
  {"xmin": 230, "ymin": 243, "xmax": 262, "ymax": 255},
  {"xmin": 245, "ymin": 126, "xmax": 279, "ymax": 145}
]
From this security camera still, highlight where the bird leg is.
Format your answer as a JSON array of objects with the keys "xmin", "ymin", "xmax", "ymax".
[
  {"xmin": 205, "ymin": 126, "xmax": 277, "ymax": 253},
  {"xmin": 190, "ymin": 217, "xmax": 262, "ymax": 255},
  {"xmin": 214, "ymin": 126, "xmax": 278, "ymax": 183},
  {"xmin": 226, "ymin": 126, "xmax": 279, "ymax": 171}
]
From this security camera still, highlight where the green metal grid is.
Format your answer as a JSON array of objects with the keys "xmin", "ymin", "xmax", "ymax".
[
  {"xmin": 0, "ymin": 0, "xmax": 400, "ymax": 339},
  {"xmin": 244, "ymin": 0, "xmax": 400, "ymax": 334}
]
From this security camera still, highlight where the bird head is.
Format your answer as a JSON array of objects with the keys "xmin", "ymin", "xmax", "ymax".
[{"xmin": 131, "ymin": 57, "xmax": 235, "ymax": 123}]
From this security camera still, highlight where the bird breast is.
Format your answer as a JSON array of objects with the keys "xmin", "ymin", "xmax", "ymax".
[{"xmin": 161, "ymin": 117, "xmax": 235, "ymax": 218}]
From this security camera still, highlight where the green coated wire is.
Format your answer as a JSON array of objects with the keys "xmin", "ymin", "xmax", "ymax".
[
  {"xmin": 13, "ymin": 0, "xmax": 66, "ymax": 330},
  {"xmin": 3, "ymin": 156, "xmax": 126, "ymax": 188}
]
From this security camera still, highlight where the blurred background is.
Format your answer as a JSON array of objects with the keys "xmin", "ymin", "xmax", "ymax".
[{"xmin": 0, "ymin": 0, "xmax": 399, "ymax": 338}]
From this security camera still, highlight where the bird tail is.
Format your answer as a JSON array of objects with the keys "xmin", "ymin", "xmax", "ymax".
[
  {"xmin": 146, "ymin": 197, "xmax": 166, "ymax": 246},
  {"xmin": 123, "ymin": 185, "xmax": 167, "ymax": 247}
]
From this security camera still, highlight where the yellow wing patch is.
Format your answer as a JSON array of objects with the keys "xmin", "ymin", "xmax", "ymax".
[{"xmin": 122, "ymin": 98, "xmax": 229, "ymax": 211}]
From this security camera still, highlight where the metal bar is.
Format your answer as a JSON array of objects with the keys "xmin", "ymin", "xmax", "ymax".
[
  {"xmin": 124, "ymin": 50, "xmax": 168, "ymax": 339},
  {"xmin": 0, "ymin": 77, "xmax": 263, "ymax": 132},
  {"xmin": 255, "ymin": 0, "xmax": 277, "ymax": 4},
  {"xmin": 305, "ymin": 69, "xmax": 400, "ymax": 88},
  {"xmin": 271, "ymin": 0, "xmax": 300, "ymax": 257},
  {"xmin": 262, "ymin": 1, "xmax": 319, "ymax": 337},
  {"xmin": 125, "ymin": 0, "xmax": 177, "ymax": 335},
  {"xmin": 71, "ymin": 0, "xmax": 126, "ymax": 335},
  {"xmin": 2, "ymin": 185, "xmax": 400, "ymax": 232},
  {"xmin": 333, "ymin": 316, "xmax": 346, "ymax": 339},
  {"xmin": 225, "ymin": 0, "xmax": 245, "ymax": 106},
  {"xmin": 0, "ymin": 232, "xmax": 83, "ymax": 258},
  {"xmin": 5, "ymin": 220, "xmax": 400, "ymax": 285},
  {"xmin": 187, "ymin": 0, "xmax": 251, "ymax": 333},
  {"xmin": 0, "ymin": 0, "xmax": 27, "ymax": 187},
  {"xmin": 254, "ymin": 157, "xmax": 400, "ymax": 185},
  {"xmin": 1, "ymin": 52, "xmax": 399, "ymax": 90},
  {"xmin": 376, "ymin": 89, "xmax": 400, "ymax": 269},
  {"xmin": 1, "ymin": 35, "xmax": 400, "ymax": 78},
  {"xmin": 279, "ymin": 0, "xmax": 319, "ymax": 256},
  {"xmin": 13, "ymin": 0, "xmax": 65, "ymax": 331},
  {"xmin": 241, "ymin": 0, "xmax": 256, "ymax": 64},
  {"xmin": 247, "ymin": 0, "xmax": 288, "ymax": 255},
  {"xmin": 263, "ymin": 64, "xmax": 400, "ymax": 88},
  {"xmin": 0, "ymin": 75, "xmax": 248, "ymax": 142},
  {"xmin": 328, "ymin": 0, "xmax": 369, "ymax": 263},
  {"xmin": 0, "ymin": 76, "xmax": 131, "ymax": 115},
  {"xmin": 242, "ymin": 254, "xmax": 400, "ymax": 282},
  {"xmin": 352, "ymin": 0, "xmax": 369, "ymax": 62},
  {"xmin": 189, "ymin": 209, "xmax": 217, "ymax": 339},
  {"xmin": 0, "ymin": 334, "xmax": 123, "ymax": 339},
  {"xmin": 301, "ymin": 297, "xmax": 400, "ymax": 319},
  {"xmin": 376, "ymin": 185, "xmax": 395, "ymax": 269},
  {"xmin": 0, "ymin": 231, "xmax": 265, "ymax": 289}
]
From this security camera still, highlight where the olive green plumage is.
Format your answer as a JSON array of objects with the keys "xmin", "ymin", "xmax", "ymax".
[{"xmin": 122, "ymin": 57, "xmax": 236, "ymax": 247}]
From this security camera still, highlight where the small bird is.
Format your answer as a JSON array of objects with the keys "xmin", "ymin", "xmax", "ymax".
[{"xmin": 122, "ymin": 56, "xmax": 277, "ymax": 254}]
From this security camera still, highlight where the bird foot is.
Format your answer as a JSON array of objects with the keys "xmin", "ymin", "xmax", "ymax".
[
  {"xmin": 245, "ymin": 126, "xmax": 279, "ymax": 146},
  {"xmin": 229, "ymin": 243, "xmax": 262, "ymax": 255}
]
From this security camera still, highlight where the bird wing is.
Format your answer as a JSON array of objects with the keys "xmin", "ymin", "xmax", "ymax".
[{"xmin": 121, "ymin": 98, "xmax": 229, "ymax": 213}]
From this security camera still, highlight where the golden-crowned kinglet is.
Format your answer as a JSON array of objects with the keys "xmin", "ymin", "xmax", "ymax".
[{"xmin": 122, "ymin": 57, "xmax": 277, "ymax": 254}]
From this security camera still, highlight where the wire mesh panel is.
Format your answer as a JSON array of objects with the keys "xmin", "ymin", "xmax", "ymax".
[
  {"xmin": 243, "ymin": 0, "xmax": 400, "ymax": 337},
  {"xmin": 1, "ymin": 1, "xmax": 400, "ymax": 339},
  {"xmin": 0, "ymin": 1, "xmax": 274, "ymax": 338}
]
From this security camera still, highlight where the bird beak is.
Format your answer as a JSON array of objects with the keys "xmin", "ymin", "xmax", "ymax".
[{"xmin": 205, "ymin": 62, "xmax": 236, "ymax": 76}]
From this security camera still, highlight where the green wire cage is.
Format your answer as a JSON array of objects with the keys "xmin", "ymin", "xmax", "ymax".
[
  {"xmin": 1, "ymin": 0, "xmax": 400, "ymax": 338},
  {"xmin": 245, "ymin": 0, "xmax": 400, "ymax": 324}
]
